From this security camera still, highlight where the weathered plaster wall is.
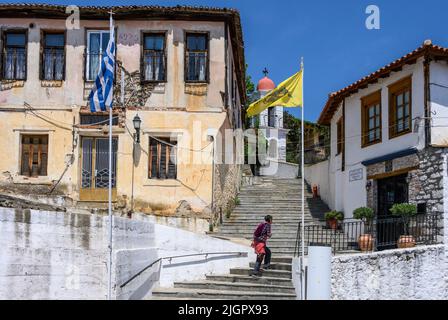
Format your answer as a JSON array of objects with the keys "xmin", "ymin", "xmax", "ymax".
[
  {"xmin": 0, "ymin": 17, "xmax": 242, "ymax": 217},
  {"xmin": 331, "ymin": 245, "xmax": 448, "ymax": 300}
]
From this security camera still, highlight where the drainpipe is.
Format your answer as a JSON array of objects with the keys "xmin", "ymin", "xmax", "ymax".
[
  {"xmin": 442, "ymin": 154, "xmax": 448, "ymax": 247},
  {"xmin": 424, "ymin": 54, "xmax": 432, "ymax": 148},
  {"xmin": 208, "ymin": 135, "xmax": 216, "ymax": 228}
]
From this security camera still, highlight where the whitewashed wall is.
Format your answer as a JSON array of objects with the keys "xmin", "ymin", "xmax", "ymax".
[
  {"xmin": 0, "ymin": 208, "xmax": 156, "ymax": 300},
  {"xmin": 153, "ymin": 224, "xmax": 255, "ymax": 288},
  {"xmin": 430, "ymin": 61, "xmax": 448, "ymax": 146},
  {"xmin": 332, "ymin": 245, "xmax": 448, "ymax": 300},
  {"xmin": 305, "ymin": 160, "xmax": 332, "ymax": 209},
  {"xmin": 0, "ymin": 208, "xmax": 254, "ymax": 299}
]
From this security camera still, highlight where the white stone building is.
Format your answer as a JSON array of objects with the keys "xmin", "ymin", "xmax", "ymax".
[
  {"xmin": 307, "ymin": 40, "xmax": 448, "ymax": 221},
  {"xmin": 249, "ymin": 71, "xmax": 291, "ymax": 176}
]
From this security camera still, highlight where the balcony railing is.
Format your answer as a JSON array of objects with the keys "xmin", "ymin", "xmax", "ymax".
[{"xmin": 294, "ymin": 212, "xmax": 443, "ymax": 256}]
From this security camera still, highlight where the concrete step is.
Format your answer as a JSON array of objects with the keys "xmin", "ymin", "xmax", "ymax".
[
  {"xmin": 222, "ymin": 220, "xmax": 313, "ymax": 225},
  {"xmin": 230, "ymin": 268, "xmax": 292, "ymax": 279},
  {"xmin": 249, "ymin": 262, "xmax": 292, "ymax": 271},
  {"xmin": 270, "ymin": 256, "xmax": 293, "ymax": 263},
  {"xmin": 205, "ymin": 274, "xmax": 293, "ymax": 287},
  {"xmin": 218, "ymin": 226, "xmax": 299, "ymax": 232},
  {"xmin": 151, "ymin": 287, "xmax": 296, "ymax": 300},
  {"xmin": 174, "ymin": 280, "xmax": 296, "ymax": 294}
]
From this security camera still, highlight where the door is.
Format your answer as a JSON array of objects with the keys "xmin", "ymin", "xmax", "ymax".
[
  {"xmin": 376, "ymin": 174, "xmax": 408, "ymax": 250},
  {"xmin": 80, "ymin": 137, "xmax": 118, "ymax": 201}
]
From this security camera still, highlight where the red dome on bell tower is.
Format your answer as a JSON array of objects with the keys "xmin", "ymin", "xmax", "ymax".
[{"xmin": 257, "ymin": 68, "xmax": 276, "ymax": 92}]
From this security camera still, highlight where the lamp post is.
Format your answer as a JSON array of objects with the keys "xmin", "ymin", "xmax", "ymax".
[
  {"xmin": 133, "ymin": 114, "xmax": 142, "ymax": 143},
  {"xmin": 130, "ymin": 114, "xmax": 142, "ymax": 216}
]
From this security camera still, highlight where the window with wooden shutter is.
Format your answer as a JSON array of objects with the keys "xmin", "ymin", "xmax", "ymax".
[
  {"xmin": 361, "ymin": 90, "xmax": 382, "ymax": 147},
  {"xmin": 148, "ymin": 137, "xmax": 177, "ymax": 180},
  {"xmin": 20, "ymin": 135, "xmax": 48, "ymax": 177},
  {"xmin": 389, "ymin": 77, "xmax": 412, "ymax": 139}
]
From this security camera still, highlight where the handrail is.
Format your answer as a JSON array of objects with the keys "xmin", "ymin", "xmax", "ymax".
[{"xmin": 119, "ymin": 251, "xmax": 248, "ymax": 289}]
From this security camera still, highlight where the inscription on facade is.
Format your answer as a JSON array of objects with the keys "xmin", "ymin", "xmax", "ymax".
[{"xmin": 349, "ymin": 168, "xmax": 364, "ymax": 182}]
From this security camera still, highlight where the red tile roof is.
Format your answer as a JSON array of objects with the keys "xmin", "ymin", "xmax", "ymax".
[{"xmin": 318, "ymin": 41, "xmax": 448, "ymax": 125}]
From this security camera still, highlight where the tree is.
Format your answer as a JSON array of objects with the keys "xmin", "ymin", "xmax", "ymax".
[
  {"xmin": 283, "ymin": 111, "xmax": 330, "ymax": 165},
  {"xmin": 245, "ymin": 64, "xmax": 255, "ymax": 102}
]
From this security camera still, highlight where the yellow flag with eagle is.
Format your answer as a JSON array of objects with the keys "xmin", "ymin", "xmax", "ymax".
[{"xmin": 246, "ymin": 70, "xmax": 303, "ymax": 117}]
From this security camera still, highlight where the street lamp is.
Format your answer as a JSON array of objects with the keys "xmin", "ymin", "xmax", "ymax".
[
  {"xmin": 133, "ymin": 114, "xmax": 142, "ymax": 143},
  {"xmin": 130, "ymin": 114, "xmax": 142, "ymax": 218}
]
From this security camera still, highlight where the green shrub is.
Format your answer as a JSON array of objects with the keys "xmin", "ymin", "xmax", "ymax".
[
  {"xmin": 325, "ymin": 210, "xmax": 344, "ymax": 221},
  {"xmin": 353, "ymin": 207, "xmax": 374, "ymax": 220},
  {"xmin": 234, "ymin": 197, "xmax": 241, "ymax": 206},
  {"xmin": 390, "ymin": 203, "xmax": 417, "ymax": 217}
]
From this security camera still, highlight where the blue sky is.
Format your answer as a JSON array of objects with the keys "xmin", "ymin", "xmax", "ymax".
[{"xmin": 4, "ymin": 0, "xmax": 448, "ymax": 121}]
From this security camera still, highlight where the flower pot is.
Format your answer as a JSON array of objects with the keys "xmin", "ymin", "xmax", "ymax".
[
  {"xmin": 358, "ymin": 234, "xmax": 374, "ymax": 252},
  {"xmin": 397, "ymin": 235, "xmax": 416, "ymax": 249},
  {"xmin": 327, "ymin": 218, "xmax": 338, "ymax": 230}
]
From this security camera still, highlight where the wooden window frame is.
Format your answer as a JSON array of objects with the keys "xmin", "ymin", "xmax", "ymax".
[
  {"xmin": 40, "ymin": 30, "xmax": 66, "ymax": 81},
  {"xmin": 184, "ymin": 31, "xmax": 210, "ymax": 84},
  {"xmin": 148, "ymin": 137, "xmax": 178, "ymax": 180},
  {"xmin": 336, "ymin": 118, "xmax": 344, "ymax": 156},
  {"xmin": 389, "ymin": 76, "xmax": 412, "ymax": 139},
  {"xmin": 1, "ymin": 28, "xmax": 28, "ymax": 81},
  {"xmin": 20, "ymin": 134, "xmax": 49, "ymax": 177},
  {"xmin": 84, "ymin": 28, "xmax": 117, "ymax": 82},
  {"xmin": 140, "ymin": 31, "xmax": 167, "ymax": 84},
  {"xmin": 361, "ymin": 90, "xmax": 382, "ymax": 148}
]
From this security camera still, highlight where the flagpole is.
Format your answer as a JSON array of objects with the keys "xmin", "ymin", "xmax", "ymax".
[
  {"xmin": 107, "ymin": 11, "xmax": 114, "ymax": 301},
  {"xmin": 300, "ymin": 57, "xmax": 305, "ymax": 300}
]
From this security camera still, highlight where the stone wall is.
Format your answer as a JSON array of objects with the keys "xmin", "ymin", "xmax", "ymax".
[
  {"xmin": 366, "ymin": 147, "xmax": 447, "ymax": 217},
  {"xmin": 332, "ymin": 245, "xmax": 448, "ymax": 300},
  {"xmin": 212, "ymin": 163, "xmax": 242, "ymax": 228},
  {"xmin": 414, "ymin": 147, "xmax": 448, "ymax": 213}
]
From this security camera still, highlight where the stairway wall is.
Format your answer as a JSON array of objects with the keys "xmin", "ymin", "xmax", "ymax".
[
  {"xmin": 0, "ymin": 208, "xmax": 156, "ymax": 300},
  {"xmin": 154, "ymin": 223, "xmax": 255, "ymax": 289}
]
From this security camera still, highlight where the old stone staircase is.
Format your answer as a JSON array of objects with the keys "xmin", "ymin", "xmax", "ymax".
[
  {"xmin": 211, "ymin": 177, "xmax": 328, "ymax": 255},
  {"xmin": 151, "ymin": 256, "xmax": 296, "ymax": 300},
  {"xmin": 150, "ymin": 177, "xmax": 331, "ymax": 300}
]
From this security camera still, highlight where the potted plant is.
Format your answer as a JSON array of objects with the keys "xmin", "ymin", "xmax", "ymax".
[
  {"xmin": 390, "ymin": 203, "xmax": 418, "ymax": 248},
  {"xmin": 325, "ymin": 211, "xmax": 344, "ymax": 230},
  {"xmin": 353, "ymin": 207, "xmax": 375, "ymax": 252}
]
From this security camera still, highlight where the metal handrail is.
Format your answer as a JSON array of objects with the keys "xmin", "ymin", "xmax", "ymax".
[{"xmin": 119, "ymin": 251, "xmax": 248, "ymax": 289}]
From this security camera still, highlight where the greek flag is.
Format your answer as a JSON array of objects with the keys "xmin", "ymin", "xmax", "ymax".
[{"xmin": 89, "ymin": 15, "xmax": 115, "ymax": 112}]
